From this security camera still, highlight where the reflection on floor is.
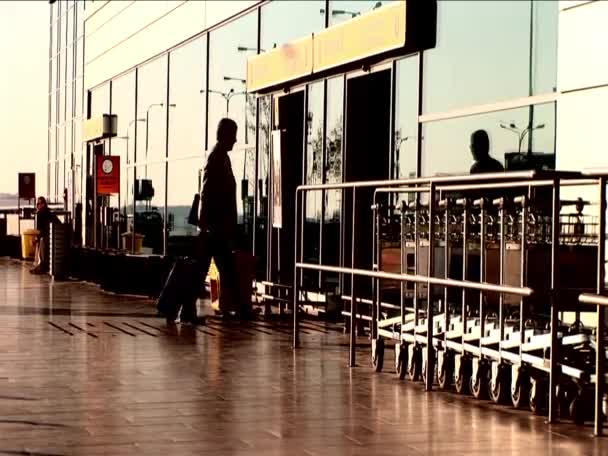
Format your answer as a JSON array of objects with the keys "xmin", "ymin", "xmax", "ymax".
[{"xmin": 0, "ymin": 258, "xmax": 606, "ymax": 455}]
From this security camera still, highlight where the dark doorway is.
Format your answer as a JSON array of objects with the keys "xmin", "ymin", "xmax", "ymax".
[
  {"xmin": 268, "ymin": 91, "xmax": 305, "ymax": 288},
  {"xmin": 343, "ymin": 70, "xmax": 392, "ymax": 297}
]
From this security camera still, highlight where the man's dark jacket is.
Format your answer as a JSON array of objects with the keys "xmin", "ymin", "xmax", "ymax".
[{"xmin": 198, "ymin": 144, "xmax": 237, "ymax": 242}]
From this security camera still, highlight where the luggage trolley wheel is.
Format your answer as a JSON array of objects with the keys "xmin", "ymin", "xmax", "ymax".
[
  {"xmin": 395, "ymin": 343, "xmax": 408, "ymax": 380},
  {"xmin": 488, "ymin": 361, "xmax": 511, "ymax": 405},
  {"xmin": 371, "ymin": 337, "xmax": 385, "ymax": 373},
  {"xmin": 568, "ymin": 386, "xmax": 594, "ymax": 426},
  {"xmin": 408, "ymin": 344, "xmax": 423, "ymax": 382},
  {"xmin": 510, "ymin": 365, "xmax": 530, "ymax": 409},
  {"xmin": 437, "ymin": 350, "xmax": 454, "ymax": 390},
  {"xmin": 528, "ymin": 376, "xmax": 549, "ymax": 416},
  {"xmin": 454, "ymin": 354, "xmax": 472, "ymax": 395},
  {"xmin": 470, "ymin": 358, "xmax": 490, "ymax": 400}
]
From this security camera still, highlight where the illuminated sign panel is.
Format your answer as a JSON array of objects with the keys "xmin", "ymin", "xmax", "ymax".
[
  {"xmin": 313, "ymin": 1, "xmax": 406, "ymax": 73},
  {"xmin": 247, "ymin": 1, "xmax": 422, "ymax": 92},
  {"xmin": 247, "ymin": 36, "xmax": 314, "ymax": 93}
]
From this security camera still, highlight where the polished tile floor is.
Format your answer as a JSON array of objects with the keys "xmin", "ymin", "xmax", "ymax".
[{"xmin": 1, "ymin": 258, "xmax": 607, "ymax": 455}]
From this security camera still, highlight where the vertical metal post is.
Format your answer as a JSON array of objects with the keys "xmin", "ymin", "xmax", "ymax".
[
  {"xmin": 461, "ymin": 199, "xmax": 468, "ymax": 350},
  {"xmin": 519, "ymin": 196, "xmax": 527, "ymax": 361},
  {"xmin": 293, "ymin": 189, "xmax": 300, "ymax": 349},
  {"xmin": 426, "ymin": 183, "xmax": 435, "ymax": 391},
  {"xmin": 400, "ymin": 200, "xmax": 406, "ymax": 327},
  {"xmin": 479, "ymin": 199, "xmax": 486, "ymax": 358},
  {"xmin": 349, "ymin": 188, "xmax": 357, "ymax": 367},
  {"xmin": 414, "ymin": 198, "xmax": 420, "ymax": 327},
  {"xmin": 548, "ymin": 178, "xmax": 560, "ymax": 423},
  {"xmin": 595, "ymin": 177, "xmax": 606, "ymax": 436},
  {"xmin": 371, "ymin": 202, "xmax": 378, "ymax": 340},
  {"xmin": 443, "ymin": 199, "xmax": 450, "ymax": 348},
  {"xmin": 498, "ymin": 198, "xmax": 505, "ymax": 359}
]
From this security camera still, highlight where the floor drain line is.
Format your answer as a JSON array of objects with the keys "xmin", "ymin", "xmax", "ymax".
[{"xmin": 47, "ymin": 322, "xmax": 74, "ymax": 336}]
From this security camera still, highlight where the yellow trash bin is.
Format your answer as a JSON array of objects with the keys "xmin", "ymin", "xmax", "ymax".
[
  {"xmin": 21, "ymin": 229, "xmax": 40, "ymax": 260},
  {"xmin": 121, "ymin": 232, "xmax": 145, "ymax": 253}
]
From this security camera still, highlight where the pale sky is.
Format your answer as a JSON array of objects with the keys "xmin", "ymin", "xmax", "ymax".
[{"xmin": 0, "ymin": 1, "xmax": 48, "ymax": 195}]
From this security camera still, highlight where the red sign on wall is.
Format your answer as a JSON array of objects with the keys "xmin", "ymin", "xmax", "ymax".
[{"xmin": 96, "ymin": 156, "xmax": 120, "ymax": 195}]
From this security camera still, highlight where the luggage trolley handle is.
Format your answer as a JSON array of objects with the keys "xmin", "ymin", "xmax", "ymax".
[{"xmin": 456, "ymin": 197, "xmax": 470, "ymax": 341}]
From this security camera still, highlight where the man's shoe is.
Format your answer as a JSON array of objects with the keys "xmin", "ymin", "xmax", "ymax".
[{"xmin": 181, "ymin": 316, "xmax": 206, "ymax": 326}]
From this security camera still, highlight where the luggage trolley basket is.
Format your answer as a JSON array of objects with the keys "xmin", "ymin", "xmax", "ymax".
[{"xmin": 366, "ymin": 171, "xmax": 608, "ymax": 428}]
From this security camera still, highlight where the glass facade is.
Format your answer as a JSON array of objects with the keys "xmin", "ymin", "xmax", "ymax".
[{"xmin": 48, "ymin": 0, "xmax": 560, "ymax": 280}]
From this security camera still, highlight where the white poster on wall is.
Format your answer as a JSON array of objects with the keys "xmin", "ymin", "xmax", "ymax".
[{"xmin": 271, "ymin": 129, "xmax": 282, "ymax": 229}]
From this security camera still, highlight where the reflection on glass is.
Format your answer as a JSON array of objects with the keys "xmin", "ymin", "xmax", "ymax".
[
  {"xmin": 230, "ymin": 145, "xmax": 256, "ymax": 251},
  {"xmin": 134, "ymin": 163, "xmax": 165, "ymax": 255},
  {"xmin": 260, "ymin": 0, "xmax": 325, "ymax": 50},
  {"xmin": 208, "ymin": 11, "xmax": 256, "ymax": 147},
  {"xmin": 328, "ymin": 0, "xmax": 396, "ymax": 25},
  {"xmin": 303, "ymin": 82, "xmax": 324, "ymax": 288},
  {"xmin": 168, "ymin": 36, "xmax": 206, "ymax": 157},
  {"xmin": 394, "ymin": 55, "xmax": 419, "ymax": 185},
  {"xmin": 90, "ymin": 82, "xmax": 109, "ymax": 118},
  {"xmin": 532, "ymin": 0, "xmax": 558, "ymax": 94},
  {"xmin": 136, "ymin": 56, "xmax": 168, "ymax": 164},
  {"xmin": 256, "ymin": 96, "xmax": 272, "ymax": 279},
  {"xmin": 110, "ymin": 71, "xmax": 135, "ymax": 212},
  {"xmin": 421, "ymin": 104, "xmax": 555, "ymax": 177},
  {"xmin": 323, "ymin": 77, "xmax": 343, "ymax": 290},
  {"xmin": 423, "ymin": 1, "xmax": 531, "ymax": 114}
]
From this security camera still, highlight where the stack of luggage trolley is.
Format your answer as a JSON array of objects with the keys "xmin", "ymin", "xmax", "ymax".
[{"xmin": 292, "ymin": 170, "xmax": 608, "ymax": 432}]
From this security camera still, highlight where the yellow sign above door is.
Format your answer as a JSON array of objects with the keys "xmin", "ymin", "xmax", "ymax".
[
  {"xmin": 247, "ymin": 36, "xmax": 314, "ymax": 93},
  {"xmin": 313, "ymin": 1, "xmax": 406, "ymax": 73}
]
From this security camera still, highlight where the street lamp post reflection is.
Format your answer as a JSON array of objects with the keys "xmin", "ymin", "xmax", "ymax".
[{"xmin": 500, "ymin": 122, "xmax": 546, "ymax": 154}]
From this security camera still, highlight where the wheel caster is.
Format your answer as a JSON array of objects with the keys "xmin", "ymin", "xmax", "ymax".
[
  {"xmin": 511, "ymin": 365, "xmax": 530, "ymax": 409},
  {"xmin": 529, "ymin": 376, "xmax": 548, "ymax": 415},
  {"xmin": 489, "ymin": 362, "xmax": 511, "ymax": 404},
  {"xmin": 408, "ymin": 344, "xmax": 422, "ymax": 382},
  {"xmin": 395, "ymin": 343, "xmax": 408, "ymax": 380},
  {"xmin": 437, "ymin": 350, "xmax": 454, "ymax": 390},
  {"xmin": 470, "ymin": 358, "xmax": 489, "ymax": 400},
  {"xmin": 569, "ymin": 394, "xmax": 585, "ymax": 425},
  {"xmin": 371, "ymin": 337, "xmax": 385, "ymax": 373},
  {"xmin": 422, "ymin": 347, "xmax": 435, "ymax": 387},
  {"xmin": 454, "ymin": 354, "xmax": 471, "ymax": 395}
]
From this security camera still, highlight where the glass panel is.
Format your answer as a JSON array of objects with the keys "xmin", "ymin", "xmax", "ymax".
[
  {"xmin": 75, "ymin": 76, "xmax": 83, "ymax": 119},
  {"xmin": 421, "ymin": 103, "xmax": 555, "ymax": 177},
  {"xmin": 51, "ymin": 57, "xmax": 57, "ymax": 94},
  {"xmin": 90, "ymin": 83, "xmax": 110, "ymax": 118},
  {"xmin": 65, "ymin": 119, "xmax": 73, "ymax": 159},
  {"xmin": 49, "ymin": 127, "xmax": 56, "ymax": 163},
  {"xmin": 110, "ymin": 71, "xmax": 136, "ymax": 166},
  {"xmin": 135, "ymin": 56, "xmax": 168, "ymax": 163},
  {"xmin": 532, "ymin": 0, "xmax": 558, "ymax": 94},
  {"xmin": 329, "ymin": 0, "xmax": 396, "ymax": 25},
  {"xmin": 66, "ymin": 82, "xmax": 73, "ymax": 121},
  {"xmin": 394, "ymin": 55, "xmax": 419, "ymax": 182},
  {"xmin": 67, "ymin": 6, "xmax": 74, "ymax": 45},
  {"xmin": 58, "ymin": 158, "xmax": 65, "ymax": 201},
  {"xmin": 168, "ymin": 36, "xmax": 206, "ymax": 158},
  {"xmin": 67, "ymin": 44, "xmax": 74, "ymax": 84},
  {"xmin": 322, "ymin": 77, "xmax": 343, "ymax": 291},
  {"xmin": 423, "ymin": 1, "xmax": 531, "ymax": 114},
  {"xmin": 59, "ymin": 87, "xmax": 65, "ymax": 124},
  {"xmin": 261, "ymin": 0, "xmax": 325, "ymax": 50},
  {"xmin": 303, "ymin": 81, "xmax": 324, "ymax": 288},
  {"xmin": 208, "ymin": 11, "xmax": 257, "ymax": 146},
  {"xmin": 60, "ymin": 14, "xmax": 66, "ymax": 50},
  {"xmin": 50, "ymin": 87, "xmax": 57, "ymax": 127},
  {"xmin": 75, "ymin": 38, "xmax": 83, "ymax": 78},
  {"xmin": 57, "ymin": 125, "xmax": 65, "ymax": 159},
  {"xmin": 167, "ymin": 158, "xmax": 201, "ymax": 256},
  {"xmin": 49, "ymin": 161, "xmax": 56, "ymax": 202},
  {"xmin": 134, "ymin": 163, "xmax": 166, "ymax": 255}
]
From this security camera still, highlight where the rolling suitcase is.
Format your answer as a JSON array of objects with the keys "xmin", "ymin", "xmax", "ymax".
[{"xmin": 156, "ymin": 258, "xmax": 202, "ymax": 322}]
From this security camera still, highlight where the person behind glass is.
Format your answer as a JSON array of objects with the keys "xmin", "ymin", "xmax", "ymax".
[
  {"xmin": 194, "ymin": 118, "xmax": 243, "ymax": 319},
  {"xmin": 469, "ymin": 129, "xmax": 504, "ymax": 174},
  {"xmin": 31, "ymin": 196, "xmax": 61, "ymax": 275}
]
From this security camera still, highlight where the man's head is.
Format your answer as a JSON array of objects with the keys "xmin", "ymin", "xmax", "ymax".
[
  {"xmin": 216, "ymin": 118, "xmax": 238, "ymax": 151},
  {"xmin": 470, "ymin": 129, "xmax": 490, "ymax": 161},
  {"xmin": 36, "ymin": 197, "xmax": 47, "ymax": 211}
]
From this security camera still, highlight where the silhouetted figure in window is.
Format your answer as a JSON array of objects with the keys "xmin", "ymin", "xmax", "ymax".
[
  {"xmin": 469, "ymin": 129, "xmax": 504, "ymax": 174},
  {"xmin": 31, "ymin": 196, "xmax": 61, "ymax": 274}
]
